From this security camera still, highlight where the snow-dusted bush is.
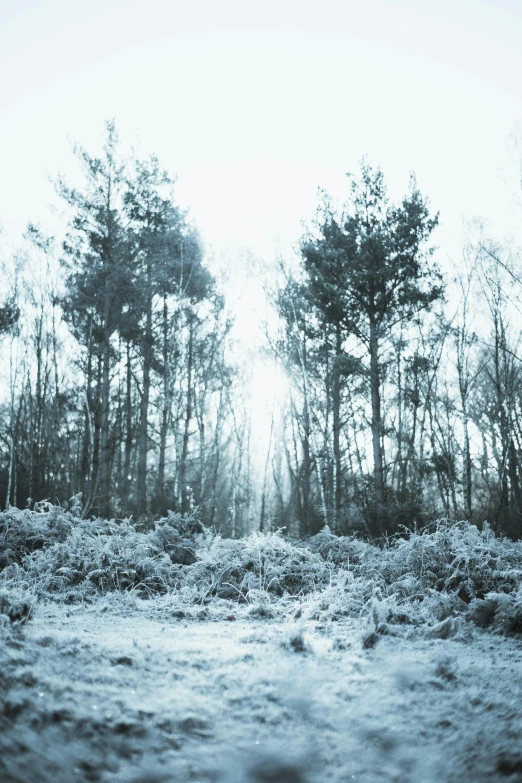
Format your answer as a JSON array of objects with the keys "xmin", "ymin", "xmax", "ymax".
[
  {"xmin": 301, "ymin": 521, "xmax": 522, "ymax": 635},
  {"xmin": 305, "ymin": 524, "xmax": 370, "ymax": 567},
  {"xmin": 361, "ymin": 520, "xmax": 522, "ymax": 599},
  {"xmin": 0, "ymin": 503, "xmax": 76, "ymax": 568},
  {"xmin": 148, "ymin": 509, "xmax": 202, "ymax": 565},
  {"xmin": 0, "ymin": 587, "xmax": 35, "ymax": 623},
  {"xmin": 467, "ymin": 585, "xmax": 522, "ymax": 633},
  {"xmin": 183, "ymin": 530, "xmax": 332, "ymax": 602},
  {"xmin": 19, "ymin": 519, "xmax": 178, "ymax": 598},
  {"xmin": 0, "ymin": 503, "xmax": 208, "ymax": 600}
]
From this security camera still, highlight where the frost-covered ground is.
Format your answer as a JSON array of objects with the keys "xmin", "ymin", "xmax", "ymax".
[{"xmin": 2, "ymin": 600, "xmax": 522, "ymax": 783}]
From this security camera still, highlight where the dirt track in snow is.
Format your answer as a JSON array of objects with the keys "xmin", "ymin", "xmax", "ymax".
[{"xmin": 2, "ymin": 602, "xmax": 522, "ymax": 782}]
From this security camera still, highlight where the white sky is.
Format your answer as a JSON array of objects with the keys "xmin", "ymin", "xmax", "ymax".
[{"xmin": 1, "ymin": 0, "xmax": 521, "ymax": 291}]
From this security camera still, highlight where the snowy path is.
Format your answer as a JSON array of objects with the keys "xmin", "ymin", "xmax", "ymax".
[{"xmin": 3, "ymin": 603, "xmax": 522, "ymax": 782}]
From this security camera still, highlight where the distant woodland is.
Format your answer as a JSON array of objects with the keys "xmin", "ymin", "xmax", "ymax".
[{"xmin": 1, "ymin": 122, "xmax": 522, "ymax": 539}]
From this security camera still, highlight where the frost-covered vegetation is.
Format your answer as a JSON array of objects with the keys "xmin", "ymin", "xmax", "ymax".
[
  {"xmin": 3, "ymin": 504, "xmax": 522, "ymax": 782},
  {"xmin": 2, "ymin": 502, "xmax": 522, "ymax": 636},
  {"xmin": 3, "ymin": 506, "xmax": 522, "ymax": 782}
]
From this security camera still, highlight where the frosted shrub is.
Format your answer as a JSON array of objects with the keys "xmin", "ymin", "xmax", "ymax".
[
  {"xmin": 304, "ymin": 569, "xmax": 370, "ymax": 622},
  {"xmin": 155, "ymin": 508, "xmax": 204, "ymax": 536},
  {"xmin": 23, "ymin": 522, "xmax": 177, "ymax": 598},
  {"xmin": 147, "ymin": 516, "xmax": 199, "ymax": 565},
  {"xmin": 0, "ymin": 587, "xmax": 35, "ymax": 623},
  {"xmin": 468, "ymin": 585, "xmax": 522, "ymax": 633},
  {"xmin": 303, "ymin": 521, "xmax": 522, "ymax": 634},
  {"xmin": 363, "ymin": 520, "xmax": 522, "ymax": 599},
  {"xmin": 305, "ymin": 525, "xmax": 370, "ymax": 567},
  {"xmin": 0, "ymin": 505, "xmax": 74, "ymax": 568},
  {"xmin": 186, "ymin": 531, "xmax": 331, "ymax": 601}
]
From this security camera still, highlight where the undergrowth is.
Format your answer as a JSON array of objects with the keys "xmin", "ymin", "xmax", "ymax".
[{"xmin": 2, "ymin": 500, "xmax": 522, "ymax": 635}]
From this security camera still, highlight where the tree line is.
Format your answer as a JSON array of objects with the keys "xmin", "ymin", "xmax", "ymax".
[
  {"xmin": 0, "ymin": 123, "xmax": 240, "ymax": 527},
  {"xmin": 1, "ymin": 125, "xmax": 521, "ymax": 539},
  {"xmin": 271, "ymin": 164, "xmax": 522, "ymax": 539}
]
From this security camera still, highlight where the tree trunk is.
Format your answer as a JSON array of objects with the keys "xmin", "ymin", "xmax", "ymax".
[
  {"xmin": 259, "ymin": 394, "xmax": 275, "ymax": 533},
  {"xmin": 462, "ymin": 404, "xmax": 472, "ymax": 520},
  {"xmin": 298, "ymin": 331, "xmax": 328, "ymax": 529},
  {"xmin": 99, "ymin": 336, "xmax": 112, "ymax": 517},
  {"xmin": 122, "ymin": 341, "xmax": 133, "ymax": 503},
  {"xmin": 179, "ymin": 314, "xmax": 194, "ymax": 513},
  {"xmin": 395, "ymin": 339, "xmax": 403, "ymax": 497},
  {"xmin": 347, "ymin": 384, "xmax": 369, "ymax": 515},
  {"xmin": 137, "ymin": 264, "xmax": 152, "ymax": 515},
  {"xmin": 494, "ymin": 315, "xmax": 510, "ymax": 528},
  {"xmin": 32, "ymin": 311, "xmax": 44, "ymax": 500},
  {"xmin": 157, "ymin": 295, "xmax": 170, "ymax": 512},
  {"xmin": 401, "ymin": 359, "xmax": 419, "ymax": 499},
  {"xmin": 369, "ymin": 321, "xmax": 386, "ymax": 531},
  {"xmin": 209, "ymin": 384, "xmax": 224, "ymax": 528},
  {"xmin": 302, "ymin": 343, "xmax": 311, "ymax": 536},
  {"xmin": 332, "ymin": 322, "xmax": 342, "ymax": 526}
]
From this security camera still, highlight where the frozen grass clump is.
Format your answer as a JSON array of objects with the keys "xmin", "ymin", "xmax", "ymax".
[
  {"xmin": 154, "ymin": 508, "xmax": 204, "ymax": 536},
  {"xmin": 362, "ymin": 520, "xmax": 522, "ymax": 600},
  {"xmin": 0, "ymin": 503, "xmax": 76, "ymax": 568},
  {"xmin": 343, "ymin": 520, "xmax": 522, "ymax": 636},
  {"xmin": 12, "ymin": 518, "xmax": 179, "ymax": 599},
  {"xmin": 0, "ymin": 501, "xmax": 204, "ymax": 599},
  {"xmin": 183, "ymin": 530, "xmax": 332, "ymax": 602},
  {"xmin": 281, "ymin": 626, "xmax": 312, "ymax": 653},
  {"xmin": 147, "ymin": 510, "xmax": 202, "ymax": 565},
  {"xmin": 301, "ymin": 521, "xmax": 522, "ymax": 635},
  {"xmin": 0, "ymin": 510, "xmax": 332, "ymax": 606},
  {"xmin": 305, "ymin": 525, "xmax": 370, "ymax": 567},
  {"xmin": 0, "ymin": 586, "xmax": 35, "ymax": 624},
  {"xmin": 304, "ymin": 569, "xmax": 370, "ymax": 622},
  {"xmin": 467, "ymin": 585, "xmax": 522, "ymax": 634}
]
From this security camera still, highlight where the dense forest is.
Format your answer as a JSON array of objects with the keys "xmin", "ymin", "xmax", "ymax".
[{"xmin": 1, "ymin": 122, "xmax": 522, "ymax": 540}]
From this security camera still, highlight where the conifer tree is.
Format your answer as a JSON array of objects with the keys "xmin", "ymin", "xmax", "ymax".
[
  {"xmin": 58, "ymin": 121, "xmax": 133, "ymax": 516},
  {"xmin": 300, "ymin": 162, "xmax": 442, "ymax": 530}
]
